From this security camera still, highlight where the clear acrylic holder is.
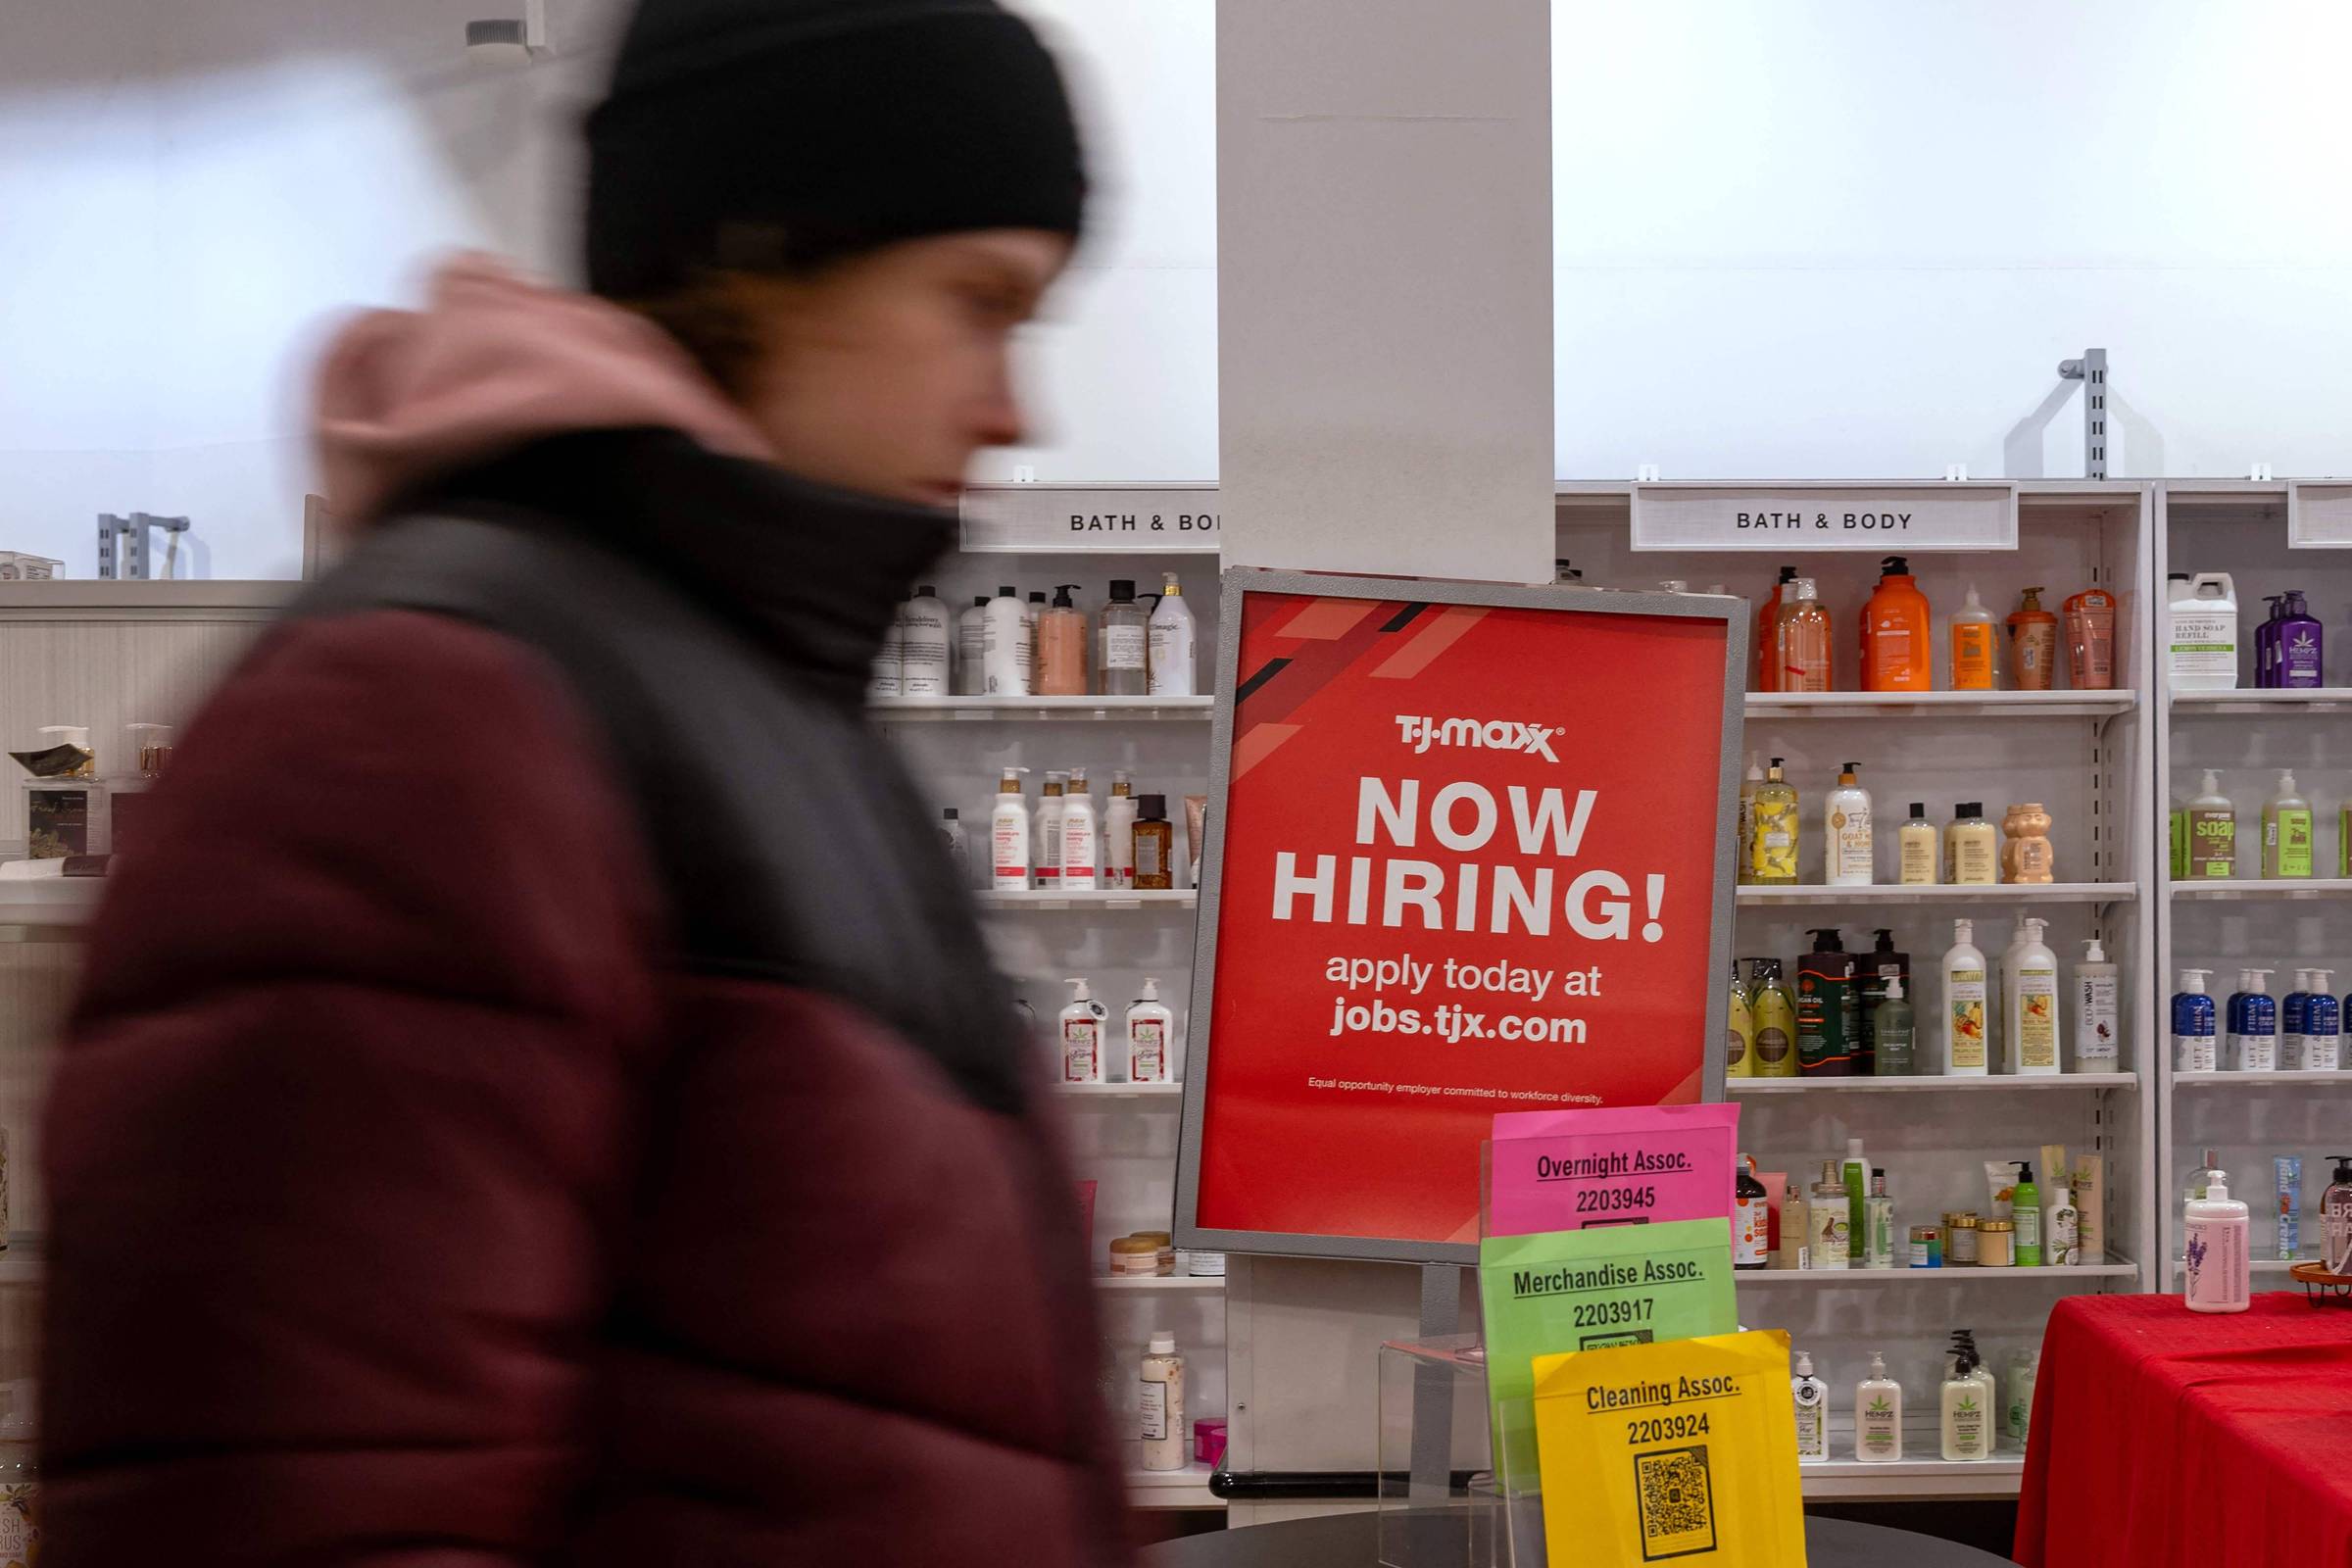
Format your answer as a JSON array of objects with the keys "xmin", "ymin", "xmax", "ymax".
[{"xmin": 1376, "ymin": 1334, "xmax": 1549, "ymax": 1568}]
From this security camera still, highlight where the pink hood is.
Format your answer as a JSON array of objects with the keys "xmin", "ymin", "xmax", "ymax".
[{"xmin": 315, "ymin": 255, "xmax": 773, "ymax": 523}]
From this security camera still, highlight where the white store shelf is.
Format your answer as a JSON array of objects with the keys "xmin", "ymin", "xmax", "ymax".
[
  {"xmin": 1096, "ymin": 1274, "xmax": 1226, "ymax": 1292},
  {"xmin": 2169, "ymin": 878, "xmax": 2352, "ymax": 902},
  {"xmin": 2175, "ymin": 1068, "xmax": 2352, "ymax": 1088},
  {"xmin": 1736, "ymin": 1257, "xmax": 2137, "ymax": 1285},
  {"xmin": 2167, "ymin": 1256, "xmax": 2317, "ymax": 1276},
  {"xmin": 1737, "ymin": 882, "xmax": 2132, "ymax": 907},
  {"xmin": 1746, "ymin": 690, "xmax": 2135, "ymax": 721},
  {"xmin": 1731, "ymin": 1072, "xmax": 2138, "ymax": 1094},
  {"xmin": 1798, "ymin": 1451, "xmax": 2024, "ymax": 1501},
  {"xmin": 1056, "ymin": 1080, "xmax": 1186, "ymax": 1100},
  {"xmin": 1124, "ymin": 1457, "xmax": 1224, "ymax": 1511},
  {"xmin": 871, "ymin": 695, "xmax": 1214, "ymax": 721},
  {"xmin": 976, "ymin": 889, "xmax": 1197, "ymax": 911},
  {"xmin": 2171, "ymin": 687, "xmax": 2352, "ymax": 712}
]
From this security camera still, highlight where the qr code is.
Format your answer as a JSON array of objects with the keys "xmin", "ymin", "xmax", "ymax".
[{"xmin": 1633, "ymin": 1445, "xmax": 1716, "ymax": 1562}]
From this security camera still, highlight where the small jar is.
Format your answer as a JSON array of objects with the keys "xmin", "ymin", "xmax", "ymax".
[
  {"xmin": 1182, "ymin": 1250, "xmax": 1227, "ymax": 1278},
  {"xmin": 1134, "ymin": 1230, "xmax": 1177, "ymax": 1276},
  {"xmin": 1977, "ymin": 1218, "xmax": 2016, "ymax": 1268},
  {"xmin": 1908, "ymin": 1224, "xmax": 1941, "ymax": 1268},
  {"xmin": 1109, "ymin": 1237, "xmax": 1160, "ymax": 1277},
  {"xmin": 1945, "ymin": 1211, "xmax": 1981, "ymax": 1266}
]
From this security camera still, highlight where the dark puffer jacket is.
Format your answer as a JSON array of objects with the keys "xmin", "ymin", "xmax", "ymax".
[{"xmin": 39, "ymin": 429, "xmax": 1125, "ymax": 1565}]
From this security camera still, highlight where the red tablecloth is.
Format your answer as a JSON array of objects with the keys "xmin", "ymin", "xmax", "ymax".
[{"xmin": 2016, "ymin": 1292, "xmax": 2352, "ymax": 1568}]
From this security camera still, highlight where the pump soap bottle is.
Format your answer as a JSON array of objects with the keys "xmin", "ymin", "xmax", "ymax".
[
  {"xmin": 2184, "ymin": 770, "xmax": 2234, "ymax": 879},
  {"xmin": 2306, "ymin": 971, "xmax": 2342, "ymax": 1071},
  {"xmin": 2009, "ymin": 918, "xmax": 2062, "ymax": 1075},
  {"xmin": 1060, "ymin": 978, "xmax": 1106, "ymax": 1085},
  {"xmin": 1750, "ymin": 959, "xmax": 1798, "ymax": 1078},
  {"xmin": 1038, "ymin": 586, "xmax": 1090, "ymax": 696},
  {"xmin": 1871, "ymin": 974, "xmax": 1916, "ymax": 1076},
  {"xmin": 1858, "ymin": 928, "xmax": 1909, "ymax": 1074},
  {"xmin": 1748, "ymin": 759, "xmax": 1799, "ymax": 885},
  {"xmin": 1727, "ymin": 961, "xmax": 1756, "ymax": 1078},
  {"xmin": 1778, "ymin": 577, "xmax": 1833, "ymax": 692},
  {"xmin": 1148, "ymin": 572, "xmax": 1198, "ymax": 697},
  {"xmin": 1950, "ymin": 584, "xmax": 1998, "ymax": 690},
  {"xmin": 2264, "ymin": 770, "xmax": 2314, "ymax": 879},
  {"xmin": 1797, "ymin": 930, "xmax": 1860, "ymax": 1076},
  {"xmin": 2324, "ymin": 1155, "xmax": 2352, "ymax": 1274},
  {"xmin": 1827, "ymin": 764, "xmax": 1875, "ymax": 886},
  {"xmin": 2183, "ymin": 1167, "xmax": 2251, "ymax": 1313},
  {"xmin": 1943, "ymin": 918, "xmax": 1990, "ymax": 1075},
  {"xmin": 1791, "ymin": 1351, "xmax": 1828, "ymax": 1460},
  {"xmin": 1737, "ymin": 755, "xmax": 1763, "ymax": 885},
  {"xmin": 990, "ymin": 767, "xmax": 1033, "ymax": 891},
  {"xmin": 2173, "ymin": 969, "xmax": 2218, "ymax": 1073},
  {"xmin": 1940, "ymin": 1342, "xmax": 1989, "ymax": 1461},
  {"xmin": 2228, "ymin": 968, "xmax": 2277, "ymax": 1071},
  {"xmin": 2008, "ymin": 586, "xmax": 2058, "ymax": 691},
  {"xmin": 2075, "ymin": 939, "xmax": 2119, "ymax": 1066},
  {"xmin": 1127, "ymin": 978, "xmax": 1174, "ymax": 1084},
  {"xmin": 1098, "ymin": 580, "xmax": 1150, "ymax": 696},
  {"xmin": 1756, "ymin": 566, "xmax": 1797, "ymax": 691},
  {"xmin": 1855, "ymin": 1353, "xmax": 1903, "ymax": 1461}
]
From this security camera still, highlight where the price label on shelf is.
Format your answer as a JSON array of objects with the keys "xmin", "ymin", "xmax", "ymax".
[
  {"xmin": 1629, "ymin": 481, "xmax": 2019, "ymax": 553},
  {"xmin": 2287, "ymin": 481, "xmax": 2352, "ymax": 548},
  {"xmin": 958, "ymin": 485, "xmax": 1221, "ymax": 553}
]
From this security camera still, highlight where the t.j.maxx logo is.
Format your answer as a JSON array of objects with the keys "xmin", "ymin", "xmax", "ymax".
[{"xmin": 1393, "ymin": 715, "xmax": 1563, "ymax": 762}]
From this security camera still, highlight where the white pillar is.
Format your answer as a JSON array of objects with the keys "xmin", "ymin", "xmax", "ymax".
[{"xmin": 1217, "ymin": 0, "xmax": 1553, "ymax": 582}]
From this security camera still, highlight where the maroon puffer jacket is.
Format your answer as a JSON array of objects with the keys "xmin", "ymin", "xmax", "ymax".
[{"xmin": 39, "ymin": 430, "xmax": 1127, "ymax": 1565}]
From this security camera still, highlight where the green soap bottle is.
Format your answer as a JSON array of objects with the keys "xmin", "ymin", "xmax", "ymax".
[
  {"xmin": 1872, "ymin": 973, "xmax": 1916, "ymax": 1076},
  {"xmin": 2013, "ymin": 1161, "xmax": 2043, "ymax": 1266},
  {"xmin": 2264, "ymin": 769, "xmax": 2312, "ymax": 879}
]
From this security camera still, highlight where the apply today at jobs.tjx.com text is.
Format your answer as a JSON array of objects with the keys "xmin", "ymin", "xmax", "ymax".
[{"xmin": 1320, "ymin": 953, "xmax": 1602, "ymax": 1046}]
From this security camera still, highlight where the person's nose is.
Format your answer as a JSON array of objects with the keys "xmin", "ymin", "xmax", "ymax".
[{"xmin": 974, "ymin": 352, "xmax": 1026, "ymax": 449}]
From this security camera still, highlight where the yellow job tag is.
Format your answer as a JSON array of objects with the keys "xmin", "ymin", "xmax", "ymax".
[{"xmin": 1530, "ymin": 1329, "xmax": 1806, "ymax": 1567}]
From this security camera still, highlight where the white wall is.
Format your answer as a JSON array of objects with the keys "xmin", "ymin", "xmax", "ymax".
[
  {"xmin": 11, "ymin": 1, "xmax": 2352, "ymax": 572},
  {"xmin": 1551, "ymin": 0, "xmax": 2352, "ymax": 482}
]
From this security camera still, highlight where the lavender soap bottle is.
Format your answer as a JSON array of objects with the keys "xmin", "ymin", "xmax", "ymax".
[{"xmin": 2277, "ymin": 591, "xmax": 2324, "ymax": 688}]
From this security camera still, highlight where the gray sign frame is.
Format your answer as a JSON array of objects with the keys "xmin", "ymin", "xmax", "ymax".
[{"xmin": 1173, "ymin": 570, "xmax": 1748, "ymax": 1266}]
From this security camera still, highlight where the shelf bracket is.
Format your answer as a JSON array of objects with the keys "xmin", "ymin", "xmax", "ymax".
[{"xmin": 2056, "ymin": 350, "xmax": 2110, "ymax": 479}]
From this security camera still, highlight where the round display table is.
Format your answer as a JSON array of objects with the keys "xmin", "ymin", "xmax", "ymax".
[{"xmin": 1140, "ymin": 1508, "xmax": 2012, "ymax": 1567}]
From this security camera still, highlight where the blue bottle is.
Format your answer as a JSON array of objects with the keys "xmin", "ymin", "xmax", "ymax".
[
  {"xmin": 2173, "ymin": 968, "xmax": 2217, "ymax": 1073},
  {"xmin": 2308, "ymin": 973, "xmax": 2342, "ymax": 1071},
  {"xmin": 2230, "ymin": 967, "xmax": 2278, "ymax": 1072},
  {"xmin": 2283, "ymin": 970, "xmax": 2312, "ymax": 1069},
  {"xmin": 2278, "ymin": 591, "xmax": 2325, "ymax": 688}
]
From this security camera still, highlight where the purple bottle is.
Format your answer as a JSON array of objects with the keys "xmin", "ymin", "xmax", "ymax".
[{"xmin": 2278, "ymin": 591, "xmax": 2324, "ymax": 688}]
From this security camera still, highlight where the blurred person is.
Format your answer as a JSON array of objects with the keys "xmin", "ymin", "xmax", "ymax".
[{"xmin": 36, "ymin": 2, "xmax": 1124, "ymax": 1564}]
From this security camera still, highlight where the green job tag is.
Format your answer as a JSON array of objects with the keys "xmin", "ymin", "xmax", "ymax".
[{"xmin": 1479, "ymin": 1217, "xmax": 1740, "ymax": 1494}]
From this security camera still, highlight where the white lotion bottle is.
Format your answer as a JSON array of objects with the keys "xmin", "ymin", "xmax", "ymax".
[
  {"xmin": 989, "ymin": 767, "xmax": 1031, "ymax": 891},
  {"xmin": 2009, "ymin": 916, "xmax": 2061, "ymax": 1075},
  {"xmin": 1104, "ymin": 771, "xmax": 1139, "ymax": 891},
  {"xmin": 1128, "ymin": 977, "xmax": 1174, "ymax": 1084},
  {"xmin": 982, "ymin": 586, "xmax": 1032, "ymax": 697},
  {"xmin": 1943, "ymin": 918, "xmax": 1989, "ymax": 1075},
  {"xmin": 1060, "ymin": 767, "xmax": 1100, "ymax": 892},
  {"xmin": 1035, "ymin": 771, "xmax": 1068, "ymax": 889},
  {"xmin": 901, "ymin": 586, "xmax": 952, "ymax": 698},
  {"xmin": 1939, "ymin": 1348, "xmax": 1989, "ymax": 1461},
  {"xmin": 955, "ymin": 596, "xmax": 989, "ymax": 696},
  {"xmin": 2183, "ymin": 1168, "xmax": 2251, "ymax": 1313},
  {"xmin": 1827, "ymin": 762, "xmax": 1874, "ymax": 885},
  {"xmin": 1791, "ymin": 1350, "xmax": 1828, "ymax": 1461},
  {"xmin": 1060, "ymin": 977, "xmax": 1105, "ymax": 1085},
  {"xmin": 1149, "ymin": 571, "xmax": 1198, "ymax": 697},
  {"xmin": 1855, "ymin": 1352, "xmax": 1903, "ymax": 1462},
  {"xmin": 1140, "ymin": 1333, "xmax": 1187, "ymax": 1471}
]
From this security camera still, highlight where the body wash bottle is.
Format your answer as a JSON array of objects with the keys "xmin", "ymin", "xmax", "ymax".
[
  {"xmin": 2306, "ymin": 970, "xmax": 2341, "ymax": 1070},
  {"xmin": 1943, "ymin": 919, "xmax": 1989, "ymax": 1075},
  {"xmin": 1034, "ymin": 771, "xmax": 1067, "ymax": 888},
  {"xmin": 982, "ymin": 586, "xmax": 1032, "ymax": 696},
  {"xmin": 1750, "ymin": 958, "xmax": 1799, "ymax": 1077},
  {"xmin": 1940, "ymin": 1343, "xmax": 1990, "ymax": 1461},
  {"xmin": 1827, "ymin": 763, "xmax": 1875, "ymax": 885},
  {"xmin": 1950, "ymin": 584, "xmax": 1998, "ymax": 689},
  {"xmin": 1872, "ymin": 974, "xmax": 1917, "ymax": 1076},
  {"xmin": 2184, "ymin": 770, "xmax": 2234, "ymax": 879},
  {"xmin": 1946, "ymin": 803, "xmax": 1998, "ymax": 885},
  {"xmin": 2264, "ymin": 769, "xmax": 2313, "ymax": 878},
  {"xmin": 1855, "ymin": 1353, "xmax": 1903, "ymax": 1462},
  {"xmin": 1727, "ymin": 961, "xmax": 1756, "ymax": 1078},
  {"xmin": 1861, "ymin": 556, "xmax": 1932, "ymax": 691},
  {"xmin": 1038, "ymin": 585, "xmax": 1090, "ymax": 696},
  {"xmin": 1778, "ymin": 577, "xmax": 1833, "ymax": 691},
  {"xmin": 1898, "ymin": 803, "xmax": 1940, "ymax": 885},
  {"xmin": 1059, "ymin": 767, "xmax": 1100, "ymax": 892},
  {"xmin": 2012, "ymin": 1162, "xmax": 2042, "ymax": 1266},
  {"xmin": 1841, "ymin": 1139, "xmax": 1870, "ymax": 1259},
  {"xmin": 2229, "ymin": 968, "xmax": 2277, "ymax": 1072},
  {"xmin": 2173, "ymin": 968, "xmax": 2217, "ymax": 1073},
  {"xmin": 1865, "ymin": 1170, "xmax": 1896, "ymax": 1268},
  {"xmin": 1748, "ymin": 758, "xmax": 1799, "ymax": 885},
  {"xmin": 2075, "ymin": 939, "xmax": 2119, "ymax": 1067},
  {"xmin": 2009, "ymin": 917, "xmax": 2061, "ymax": 1075},
  {"xmin": 1147, "ymin": 572, "xmax": 1198, "ymax": 696},
  {"xmin": 1098, "ymin": 580, "xmax": 1150, "ymax": 696},
  {"xmin": 990, "ymin": 767, "xmax": 1032, "ymax": 891},
  {"xmin": 1104, "ymin": 772, "xmax": 1139, "ymax": 891},
  {"xmin": 1792, "ymin": 1351, "xmax": 1828, "ymax": 1460}
]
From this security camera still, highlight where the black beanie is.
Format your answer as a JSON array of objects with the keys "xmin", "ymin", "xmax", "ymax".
[{"xmin": 585, "ymin": 0, "xmax": 1088, "ymax": 300}]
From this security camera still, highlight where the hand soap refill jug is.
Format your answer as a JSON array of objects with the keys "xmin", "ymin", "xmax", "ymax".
[
  {"xmin": 1861, "ymin": 557, "xmax": 1931, "ymax": 690},
  {"xmin": 2169, "ymin": 572, "xmax": 2239, "ymax": 691},
  {"xmin": 2173, "ymin": 969, "xmax": 2218, "ymax": 1072}
]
